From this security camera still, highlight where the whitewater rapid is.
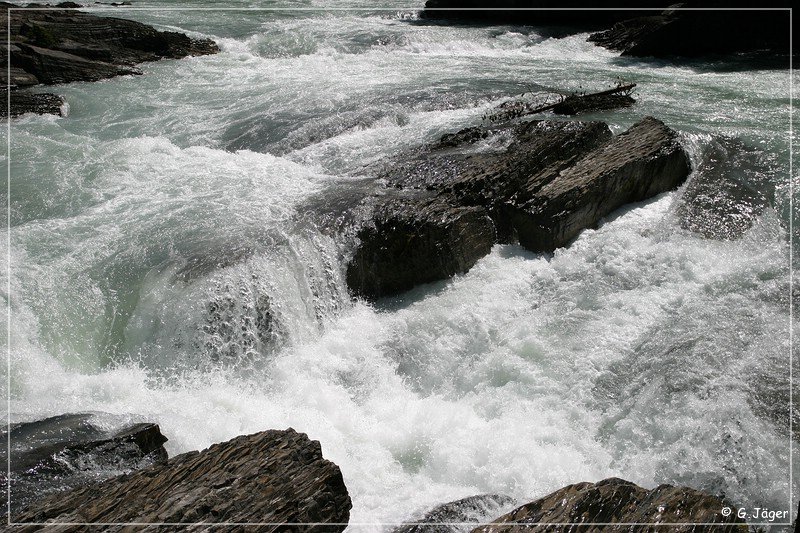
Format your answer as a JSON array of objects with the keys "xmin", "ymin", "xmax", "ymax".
[{"xmin": 1, "ymin": 2, "xmax": 797, "ymax": 529}]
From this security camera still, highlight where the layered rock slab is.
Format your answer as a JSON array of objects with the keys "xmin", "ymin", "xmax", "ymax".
[
  {"xmin": 0, "ymin": 2, "xmax": 219, "ymax": 116},
  {"xmin": 506, "ymin": 116, "xmax": 690, "ymax": 252},
  {"xmin": 346, "ymin": 196, "xmax": 496, "ymax": 300},
  {"xmin": 471, "ymin": 478, "xmax": 747, "ymax": 533},
  {"xmin": 13, "ymin": 428, "xmax": 352, "ymax": 531},
  {"xmin": 393, "ymin": 494, "xmax": 516, "ymax": 533},
  {"xmin": 0, "ymin": 413, "xmax": 168, "ymax": 516}
]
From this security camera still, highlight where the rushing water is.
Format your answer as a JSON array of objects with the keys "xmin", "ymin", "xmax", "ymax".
[{"xmin": 1, "ymin": 1, "xmax": 798, "ymax": 529}]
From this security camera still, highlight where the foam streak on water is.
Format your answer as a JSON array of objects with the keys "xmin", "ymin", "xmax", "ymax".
[{"xmin": 0, "ymin": 2, "xmax": 797, "ymax": 530}]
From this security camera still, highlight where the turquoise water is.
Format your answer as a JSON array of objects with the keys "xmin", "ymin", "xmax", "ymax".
[{"xmin": 1, "ymin": 3, "xmax": 797, "ymax": 529}]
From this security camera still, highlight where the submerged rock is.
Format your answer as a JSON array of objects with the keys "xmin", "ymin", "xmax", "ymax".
[
  {"xmin": 0, "ymin": 413, "xmax": 168, "ymax": 516},
  {"xmin": 14, "ymin": 428, "xmax": 352, "ymax": 531},
  {"xmin": 472, "ymin": 478, "xmax": 747, "ymax": 532},
  {"xmin": 507, "ymin": 116, "xmax": 690, "ymax": 252},
  {"xmin": 0, "ymin": 2, "xmax": 219, "ymax": 116},
  {"xmin": 345, "ymin": 115, "xmax": 689, "ymax": 299},
  {"xmin": 394, "ymin": 494, "xmax": 516, "ymax": 533},
  {"xmin": 677, "ymin": 136, "xmax": 776, "ymax": 240}
]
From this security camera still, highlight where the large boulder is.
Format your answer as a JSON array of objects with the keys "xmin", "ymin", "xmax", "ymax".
[
  {"xmin": 471, "ymin": 478, "xmax": 747, "ymax": 532},
  {"xmin": 13, "ymin": 428, "xmax": 352, "ymax": 531},
  {"xmin": 506, "ymin": 116, "xmax": 690, "ymax": 252},
  {"xmin": 587, "ymin": 6, "xmax": 790, "ymax": 59},
  {"xmin": 0, "ymin": 413, "xmax": 168, "ymax": 516},
  {"xmin": 347, "ymin": 196, "xmax": 496, "ymax": 300}
]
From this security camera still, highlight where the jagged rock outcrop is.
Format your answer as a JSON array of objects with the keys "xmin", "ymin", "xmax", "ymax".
[
  {"xmin": 0, "ymin": 90, "xmax": 66, "ymax": 117},
  {"xmin": 420, "ymin": 1, "xmax": 657, "ymax": 29},
  {"xmin": 506, "ymin": 116, "xmax": 690, "ymax": 251},
  {"xmin": 588, "ymin": 7, "xmax": 790, "ymax": 59},
  {"xmin": 346, "ymin": 116, "xmax": 690, "ymax": 300},
  {"xmin": 0, "ymin": 413, "xmax": 168, "ymax": 516},
  {"xmin": 421, "ymin": 1, "xmax": 791, "ymax": 61},
  {"xmin": 14, "ymin": 428, "xmax": 352, "ymax": 531},
  {"xmin": 347, "ymin": 196, "xmax": 496, "ymax": 299},
  {"xmin": 0, "ymin": 2, "xmax": 219, "ymax": 116},
  {"xmin": 393, "ymin": 494, "xmax": 516, "ymax": 533},
  {"xmin": 471, "ymin": 478, "xmax": 747, "ymax": 532}
]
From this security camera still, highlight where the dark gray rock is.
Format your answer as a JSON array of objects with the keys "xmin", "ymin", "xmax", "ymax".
[
  {"xmin": 0, "ymin": 413, "xmax": 168, "ymax": 516},
  {"xmin": 0, "ymin": 65, "xmax": 40, "ymax": 88},
  {"xmin": 471, "ymin": 478, "xmax": 747, "ymax": 532},
  {"xmin": 394, "ymin": 494, "xmax": 516, "ymax": 533},
  {"xmin": 588, "ymin": 7, "xmax": 790, "ymax": 59},
  {"xmin": 446, "ymin": 120, "xmax": 612, "ymax": 214},
  {"xmin": 347, "ymin": 195, "xmax": 496, "ymax": 300},
  {"xmin": 0, "ymin": 3, "xmax": 219, "ymax": 117},
  {"xmin": 13, "ymin": 428, "xmax": 352, "ymax": 531},
  {"xmin": 345, "ymin": 116, "xmax": 689, "ymax": 299},
  {"xmin": 507, "ymin": 116, "xmax": 690, "ymax": 252},
  {"xmin": 551, "ymin": 92, "xmax": 635, "ymax": 115},
  {"xmin": 0, "ymin": 90, "xmax": 65, "ymax": 116},
  {"xmin": 677, "ymin": 136, "xmax": 776, "ymax": 240},
  {"xmin": 420, "ymin": 1, "xmax": 657, "ymax": 29}
]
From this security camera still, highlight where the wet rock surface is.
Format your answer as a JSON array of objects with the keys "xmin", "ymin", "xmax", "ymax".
[
  {"xmin": 13, "ymin": 428, "xmax": 351, "ymax": 532},
  {"xmin": 0, "ymin": 413, "xmax": 168, "ymax": 516},
  {"xmin": 471, "ymin": 478, "xmax": 747, "ymax": 532},
  {"xmin": 393, "ymin": 494, "xmax": 516, "ymax": 533},
  {"xmin": 0, "ymin": 90, "xmax": 66, "ymax": 117},
  {"xmin": 551, "ymin": 92, "xmax": 635, "ymax": 115},
  {"xmin": 346, "ymin": 195, "xmax": 496, "ymax": 300},
  {"xmin": 0, "ymin": 2, "xmax": 218, "ymax": 116},
  {"xmin": 345, "ymin": 116, "xmax": 690, "ymax": 300},
  {"xmin": 506, "ymin": 116, "xmax": 690, "ymax": 252},
  {"xmin": 677, "ymin": 136, "xmax": 776, "ymax": 240},
  {"xmin": 588, "ymin": 7, "xmax": 790, "ymax": 59}
]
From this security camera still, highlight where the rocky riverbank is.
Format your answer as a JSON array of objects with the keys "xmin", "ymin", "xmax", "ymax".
[
  {"xmin": 421, "ymin": 1, "xmax": 791, "ymax": 61},
  {"xmin": 10, "ymin": 423, "xmax": 352, "ymax": 531},
  {"xmin": 0, "ymin": 2, "xmax": 218, "ymax": 117}
]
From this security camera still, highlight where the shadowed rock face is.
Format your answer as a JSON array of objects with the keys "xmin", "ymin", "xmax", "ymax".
[
  {"xmin": 14, "ymin": 428, "xmax": 352, "ymax": 532},
  {"xmin": 588, "ymin": 8, "xmax": 790, "ymax": 59},
  {"xmin": 0, "ymin": 90, "xmax": 65, "ymax": 116},
  {"xmin": 0, "ymin": 414, "xmax": 168, "ymax": 516},
  {"xmin": 393, "ymin": 494, "xmax": 516, "ymax": 533},
  {"xmin": 507, "ymin": 116, "xmax": 690, "ymax": 252},
  {"xmin": 471, "ymin": 478, "xmax": 747, "ymax": 533},
  {"xmin": 346, "ymin": 196, "xmax": 496, "ymax": 300}
]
